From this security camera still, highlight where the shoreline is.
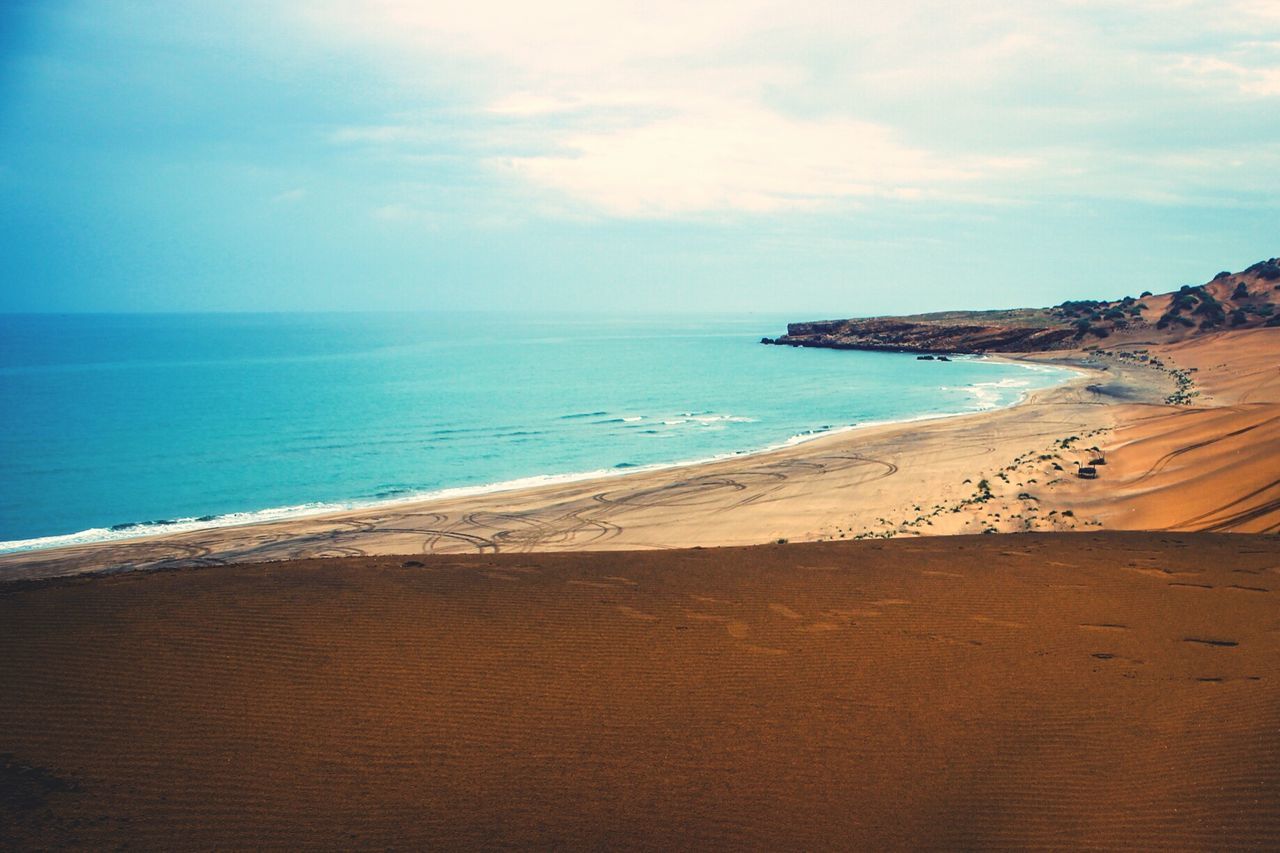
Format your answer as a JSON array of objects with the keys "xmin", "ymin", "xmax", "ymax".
[
  {"xmin": 0, "ymin": 355, "xmax": 1084, "ymax": 558},
  {"xmin": 0, "ymin": 352, "xmax": 1114, "ymax": 580},
  {"xmin": 2, "ymin": 327, "xmax": 1276, "ymax": 581}
]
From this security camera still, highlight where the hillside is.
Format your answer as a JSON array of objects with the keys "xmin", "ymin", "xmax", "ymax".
[{"xmin": 763, "ymin": 257, "xmax": 1280, "ymax": 354}]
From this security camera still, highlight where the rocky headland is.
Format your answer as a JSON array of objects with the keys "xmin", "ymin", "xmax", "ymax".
[{"xmin": 763, "ymin": 257, "xmax": 1280, "ymax": 354}]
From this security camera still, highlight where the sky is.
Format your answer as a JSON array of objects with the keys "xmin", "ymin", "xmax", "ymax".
[{"xmin": 1, "ymin": 0, "xmax": 1278, "ymax": 316}]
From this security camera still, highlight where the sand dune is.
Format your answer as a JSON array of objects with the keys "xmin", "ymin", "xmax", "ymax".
[
  {"xmin": 2, "ymin": 533, "xmax": 1277, "ymax": 849},
  {"xmin": 1045, "ymin": 329, "xmax": 1280, "ymax": 534}
]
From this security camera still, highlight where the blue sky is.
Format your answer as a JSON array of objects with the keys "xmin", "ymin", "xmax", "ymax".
[{"xmin": 1, "ymin": 0, "xmax": 1277, "ymax": 315}]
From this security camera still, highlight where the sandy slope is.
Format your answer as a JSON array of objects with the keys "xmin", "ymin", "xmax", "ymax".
[
  {"xmin": 2, "ymin": 533, "xmax": 1277, "ymax": 849},
  {"xmin": 1046, "ymin": 328, "xmax": 1280, "ymax": 533}
]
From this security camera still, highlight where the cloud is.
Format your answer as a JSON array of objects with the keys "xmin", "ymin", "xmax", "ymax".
[
  {"xmin": 496, "ymin": 103, "xmax": 983, "ymax": 217},
  {"xmin": 1169, "ymin": 49, "xmax": 1280, "ymax": 98},
  {"xmin": 303, "ymin": 0, "xmax": 1280, "ymax": 217}
]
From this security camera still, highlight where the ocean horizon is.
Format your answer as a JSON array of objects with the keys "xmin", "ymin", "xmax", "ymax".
[{"xmin": 0, "ymin": 312, "xmax": 1075, "ymax": 552}]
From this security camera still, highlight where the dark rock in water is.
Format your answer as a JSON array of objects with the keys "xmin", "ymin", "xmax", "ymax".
[
  {"xmin": 916, "ymin": 355, "xmax": 935, "ymax": 360},
  {"xmin": 938, "ymin": 356, "xmax": 951, "ymax": 362},
  {"xmin": 760, "ymin": 337, "xmax": 774, "ymax": 344}
]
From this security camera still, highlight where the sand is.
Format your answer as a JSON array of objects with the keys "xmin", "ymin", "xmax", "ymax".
[
  {"xmin": 3, "ymin": 329, "xmax": 1278, "ymax": 848},
  {"xmin": 2, "ymin": 328, "xmax": 1277, "ymax": 580},
  {"xmin": 2, "ymin": 533, "xmax": 1277, "ymax": 849}
]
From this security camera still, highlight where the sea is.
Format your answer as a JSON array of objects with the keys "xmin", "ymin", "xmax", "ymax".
[{"xmin": 0, "ymin": 313, "xmax": 1076, "ymax": 552}]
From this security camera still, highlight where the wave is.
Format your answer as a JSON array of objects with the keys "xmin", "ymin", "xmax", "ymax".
[
  {"xmin": 659, "ymin": 413, "xmax": 756, "ymax": 427},
  {"xmin": 0, "ymin": 503, "xmax": 356, "ymax": 555}
]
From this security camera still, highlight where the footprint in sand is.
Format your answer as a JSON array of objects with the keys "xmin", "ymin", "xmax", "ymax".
[
  {"xmin": 1126, "ymin": 566, "xmax": 1200, "ymax": 579},
  {"xmin": 829, "ymin": 608, "xmax": 882, "ymax": 619},
  {"xmin": 768, "ymin": 603, "xmax": 805, "ymax": 620},
  {"xmin": 1169, "ymin": 582, "xmax": 1213, "ymax": 589},
  {"xmin": 743, "ymin": 643, "xmax": 787, "ymax": 656},
  {"xmin": 683, "ymin": 609, "xmax": 750, "ymax": 639},
  {"xmin": 684, "ymin": 610, "xmax": 728, "ymax": 623},
  {"xmin": 617, "ymin": 605, "xmax": 659, "ymax": 622},
  {"xmin": 1226, "ymin": 584, "xmax": 1270, "ymax": 593},
  {"xmin": 1183, "ymin": 637, "xmax": 1239, "ymax": 647},
  {"xmin": 971, "ymin": 614, "xmax": 1026, "ymax": 629}
]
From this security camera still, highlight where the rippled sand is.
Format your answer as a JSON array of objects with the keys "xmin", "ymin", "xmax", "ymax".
[{"xmin": 2, "ymin": 532, "xmax": 1278, "ymax": 849}]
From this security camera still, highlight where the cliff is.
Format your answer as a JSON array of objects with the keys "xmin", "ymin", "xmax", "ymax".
[
  {"xmin": 763, "ymin": 257, "xmax": 1280, "ymax": 355},
  {"xmin": 765, "ymin": 317, "xmax": 1075, "ymax": 354}
]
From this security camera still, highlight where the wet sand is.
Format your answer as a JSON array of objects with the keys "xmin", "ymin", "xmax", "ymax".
[{"xmin": 2, "ymin": 533, "xmax": 1278, "ymax": 849}]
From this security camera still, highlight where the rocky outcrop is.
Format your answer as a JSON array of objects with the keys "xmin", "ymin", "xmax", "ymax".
[
  {"xmin": 762, "ymin": 318, "xmax": 1076, "ymax": 354},
  {"xmin": 763, "ymin": 255, "xmax": 1280, "ymax": 355}
]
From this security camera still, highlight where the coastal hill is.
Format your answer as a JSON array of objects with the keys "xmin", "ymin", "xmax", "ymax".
[{"xmin": 763, "ymin": 257, "xmax": 1280, "ymax": 354}]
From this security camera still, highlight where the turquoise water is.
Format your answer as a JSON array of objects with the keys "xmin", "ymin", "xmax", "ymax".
[{"xmin": 0, "ymin": 313, "xmax": 1074, "ymax": 551}]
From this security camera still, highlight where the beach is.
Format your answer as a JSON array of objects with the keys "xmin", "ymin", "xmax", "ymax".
[
  {"xmin": 2, "ymin": 326, "xmax": 1278, "ymax": 848},
  {"xmin": 2, "ymin": 328, "xmax": 1277, "ymax": 580},
  {"xmin": 7, "ymin": 2, "xmax": 1279, "ymax": 846}
]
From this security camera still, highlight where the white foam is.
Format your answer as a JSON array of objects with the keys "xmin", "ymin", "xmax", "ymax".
[{"xmin": 0, "ymin": 503, "xmax": 352, "ymax": 555}]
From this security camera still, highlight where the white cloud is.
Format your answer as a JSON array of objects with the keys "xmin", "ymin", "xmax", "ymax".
[
  {"xmin": 303, "ymin": 0, "xmax": 1280, "ymax": 216},
  {"xmin": 497, "ymin": 103, "xmax": 982, "ymax": 217},
  {"xmin": 1170, "ymin": 53, "xmax": 1280, "ymax": 97}
]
